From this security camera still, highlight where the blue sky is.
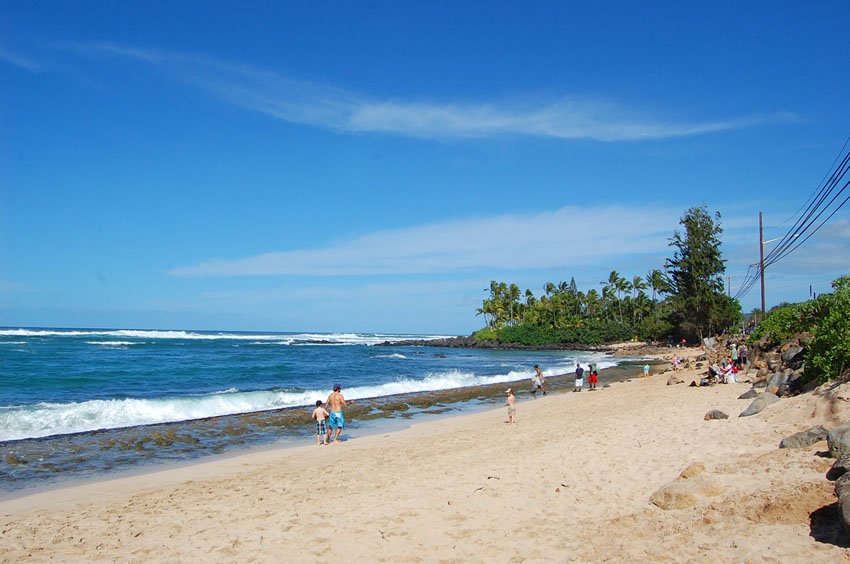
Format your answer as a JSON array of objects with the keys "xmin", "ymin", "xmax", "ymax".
[{"xmin": 1, "ymin": 1, "xmax": 848, "ymax": 334}]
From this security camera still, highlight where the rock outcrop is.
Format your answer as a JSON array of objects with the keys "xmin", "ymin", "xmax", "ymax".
[
  {"xmin": 778, "ymin": 426, "xmax": 829, "ymax": 449},
  {"xmin": 739, "ymin": 392, "xmax": 780, "ymax": 417},
  {"xmin": 738, "ymin": 389, "xmax": 759, "ymax": 400},
  {"xmin": 828, "ymin": 422, "xmax": 850, "ymax": 459},
  {"xmin": 649, "ymin": 463, "xmax": 724, "ymax": 510}
]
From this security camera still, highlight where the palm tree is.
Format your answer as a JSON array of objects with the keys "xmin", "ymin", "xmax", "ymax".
[
  {"xmin": 646, "ymin": 269, "xmax": 665, "ymax": 315},
  {"xmin": 585, "ymin": 289, "xmax": 600, "ymax": 317},
  {"xmin": 632, "ymin": 275, "xmax": 647, "ymax": 300},
  {"xmin": 508, "ymin": 283, "xmax": 521, "ymax": 325},
  {"xmin": 601, "ymin": 286, "xmax": 614, "ymax": 321},
  {"xmin": 610, "ymin": 272, "xmax": 629, "ymax": 323}
]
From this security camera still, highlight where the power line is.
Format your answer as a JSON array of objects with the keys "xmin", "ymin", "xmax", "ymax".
[
  {"xmin": 732, "ymin": 141, "xmax": 850, "ymax": 303},
  {"xmin": 765, "ymin": 137, "xmax": 850, "ymax": 229}
]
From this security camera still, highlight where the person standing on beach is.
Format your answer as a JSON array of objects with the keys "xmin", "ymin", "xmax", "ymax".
[
  {"xmin": 588, "ymin": 367, "xmax": 598, "ymax": 390},
  {"xmin": 574, "ymin": 363, "xmax": 584, "ymax": 392},
  {"xmin": 531, "ymin": 365, "xmax": 546, "ymax": 396},
  {"xmin": 312, "ymin": 400, "xmax": 330, "ymax": 446},
  {"xmin": 505, "ymin": 388, "xmax": 516, "ymax": 423},
  {"xmin": 326, "ymin": 384, "xmax": 355, "ymax": 444}
]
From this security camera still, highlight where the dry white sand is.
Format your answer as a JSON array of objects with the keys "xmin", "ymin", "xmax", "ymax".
[{"xmin": 2, "ymin": 346, "xmax": 849, "ymax": 562}]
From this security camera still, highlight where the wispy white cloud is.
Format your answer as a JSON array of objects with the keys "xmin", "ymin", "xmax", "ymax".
[
  {"xmin": 0, "ymin": 47, "xmax": 41, "ymax": 72},
  {"xmin": 170, "ymin": 205, "xmax": 683, "ymax": 278},
  {"xmin": 67, "ymin": 42, "xmax": 793, "ymax": 142}
]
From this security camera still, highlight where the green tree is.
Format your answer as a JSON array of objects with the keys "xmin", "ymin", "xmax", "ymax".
[
  {"xmin": 663, "ymin": 206, "xmax": 740, "ymax": 341},
  {"xmin": 646, "ymin": 269, "xmax": 666, "ymax": 316},
  {"xmin": 805, "ymin": 278, "xmax": 850, "ymax": 382}
]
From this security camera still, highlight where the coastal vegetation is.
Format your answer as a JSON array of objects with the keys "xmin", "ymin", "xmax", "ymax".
[
  {"xmin": 475, "ymin": 206, "xmax": 741, "ymax": 346},
  {"xmin": 750, "ymin": 274, "xmax": 850, "ymax": 383}
]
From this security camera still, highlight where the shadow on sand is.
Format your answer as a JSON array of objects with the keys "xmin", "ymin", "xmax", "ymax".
[{"xmin": 810, "ymin": 502, "xmax": 850, "ymax": 548}]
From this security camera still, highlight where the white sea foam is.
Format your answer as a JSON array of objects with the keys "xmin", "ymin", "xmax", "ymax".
[
  {"xmin": 0, "ymin": 328, "xmax": 452, "ymax": 346},
  {"xmin": 0, "ymin": 341, "xmax": 27, "ymax": 345},
  {"xmin": 0, "ymin": 365, "xmax": 588, "ymax": 441},
  {"xmin": 85, "ymin": 341, "xmax": 139, "ymax": 346},
  {"xmin": 375, "ymin": 353, "xmax": 408, "ymax": 359}
]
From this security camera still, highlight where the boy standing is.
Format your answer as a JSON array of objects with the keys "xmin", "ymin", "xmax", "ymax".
[
  {"xmin": 312, "ymin": 400, "xmax": 330, "ymax": 446},
  {"xmin": 505, "ymin": 388, "xmax": 516, "ymax": 423}
]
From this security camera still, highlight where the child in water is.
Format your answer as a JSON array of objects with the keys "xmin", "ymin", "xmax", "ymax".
[{"xmin": 312, "ymin": 400, "xmax": 330, "ymax": 445}]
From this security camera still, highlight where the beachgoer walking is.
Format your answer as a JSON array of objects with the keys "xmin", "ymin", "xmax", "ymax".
[
  {"xmin": 574, "ymin": 363, "xmax": 584, "ymax": 392},
  {"xmin": 312, "ymin": 400, "xmax": 330, "ymax": 446},
  {"xmin": 505, "ymin": 388, "xmax": 516, "ymax": 423},
  {"xmin": 643, "ymin": 364, "xmax": 650, "ymax": 377},
  {"xmin": 535, "ymin": 365, "xmax": 546, "ymax": 394},
  {"xmin": 531, "ymin": 364, "xmax": 546, "ymax": 396},
  {"xmin": 326, "ymin": 384, "xmax": 355, "ymax": 444}
]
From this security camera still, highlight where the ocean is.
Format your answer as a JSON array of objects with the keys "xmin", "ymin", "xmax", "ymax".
[{"xmin": 0, "ymin": 327, "xmax": 627, "ymax": 493}]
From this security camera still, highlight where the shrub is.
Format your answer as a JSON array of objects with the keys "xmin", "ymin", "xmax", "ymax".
[
  {"xmin": 472, "ymin": 328, "xmax": 499, "ymax": 342},
  {"xmin": 803, "ymin": 284, "xmax": 850, "ymax": 383},
  {"xmin": 749, "ymin": 302, "xmax": 808, "ymax": 346},
  {"xmin": 750, "ymin": 275, "xmax": 850, "ymax": 384}
]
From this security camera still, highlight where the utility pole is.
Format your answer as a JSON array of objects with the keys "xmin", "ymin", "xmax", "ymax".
[{"xmin": 759, "ymin": 211, "xmax": 766, "ymax": 319}]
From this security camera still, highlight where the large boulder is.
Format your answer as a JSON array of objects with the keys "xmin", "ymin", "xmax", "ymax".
[
  {"xmin": 828, "ymin": 422, "xmax": 850, "ymax": 458},
  {"xmin": 738, "ymin": 388, "xmax": 759, "ymax": 400},
  {"xmin": 766, "ymin": 372, "xmax": 789, "ymax": 390},
  {"xmin": 782, "ymin": 345, "xmax": 805, "ymax": 369},
  {"xmin": 828, "ymin": 453, "xmax": 850, "ymax": 481},
  {"xmin": 778, "ymin": 426, "xmax": 829, "ymax": 449},
  {"xmin": 739, "ymin": 392, "xmax": 780, "ymax": 417},
  {"xmin": 835, "ymin": 473, "xmax": 850, "ymax": 535},
  {"xmin": 704, "ymin": 410, "xmax": 729, "ymax": 420}
]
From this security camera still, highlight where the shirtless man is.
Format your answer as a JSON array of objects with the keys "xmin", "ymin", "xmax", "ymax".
[
  {"xmin": 532, "ymin": 364, "xmax": 546, "ymax": 396},
  {"xmin": 326, "ymin": 384, "xmax": 355, "ymax": 444}
]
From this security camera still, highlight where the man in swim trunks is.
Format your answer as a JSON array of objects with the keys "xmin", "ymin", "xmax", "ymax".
[{"xmin": 326, "ymin": 383, "xmax": 355, "ymax": 444}]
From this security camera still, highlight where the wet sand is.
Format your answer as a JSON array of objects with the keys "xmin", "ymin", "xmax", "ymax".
[{"xmin": 1, "ymin": 344, "xmax": 847, "ymax": 562}]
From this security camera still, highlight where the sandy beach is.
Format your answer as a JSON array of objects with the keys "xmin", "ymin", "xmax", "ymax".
[{"xmin": 2, "ymin": 345, "xmax": 848, "ymax": 562}]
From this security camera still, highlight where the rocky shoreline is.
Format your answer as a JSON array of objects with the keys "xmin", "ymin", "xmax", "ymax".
[
  {"xmin": 376, "ymin": 335, "xmax": 613, "ymax": 351},
  {"xmin": 650, "ymin": 331, "xmax": 850, "ymax": 539}
]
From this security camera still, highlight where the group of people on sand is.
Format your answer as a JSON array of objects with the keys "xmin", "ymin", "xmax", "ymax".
[
  {"xmin": 311, "ymin": 384, "xmax": 355, "ymax": 445},
  {"xmin": 312, "ymin": 361, "xmax": 605, "ymax": 436},
  {"xmin": 506, "ymin": 361, "xmax": 599, "ymax": 423},
  {"xmin": 704, "ymin": 341, "xmax": 749, "ymax": 385}
]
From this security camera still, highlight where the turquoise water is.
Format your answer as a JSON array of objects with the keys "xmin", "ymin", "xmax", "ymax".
[{"xmin": 0, "ymin": 327, "xmax": 620, "ymax": 491}]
